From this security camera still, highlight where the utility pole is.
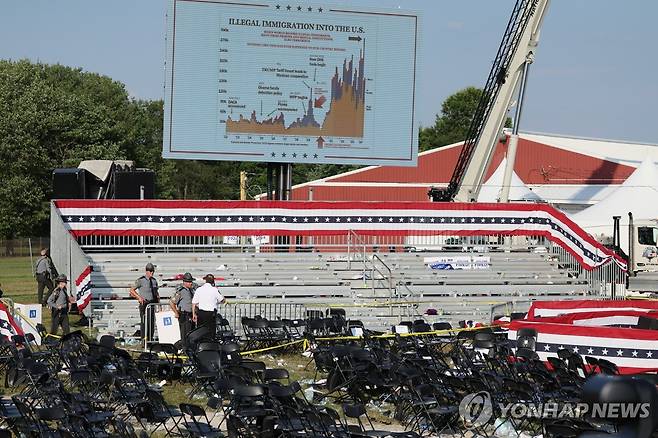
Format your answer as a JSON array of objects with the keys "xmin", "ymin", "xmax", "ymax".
[{"xmin": 240, "ymin": 171, "xmax": 247, "ymax": 201}]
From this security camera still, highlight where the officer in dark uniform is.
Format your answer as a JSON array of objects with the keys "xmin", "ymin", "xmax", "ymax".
[
  {"xmin": 35, "ymin": 248, "xmax": 56, "ymax": 305},
  {"xmin": 47, "ymin": 274, "xmax": 71, "ymax": 335},
  {"xmin": 129, "ymin": 263, "xmax": 159, "ymax": 341},
  {"xmin": 170, "ymin": 272, "xmax": 196, "ymax": 347}
]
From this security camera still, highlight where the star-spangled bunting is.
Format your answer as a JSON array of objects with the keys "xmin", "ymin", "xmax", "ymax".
[
  {"xmin": 75, "ymin": 266, "xmax": 93, "ymax": 313},
  {"xmin": 0, "ymin": 302, "xmax": 23, "ymax": 339},
  {"xmin": 53, "ymin": 200, "xmax": 625, "ymax": 271},
  {"xmin": 510, "ymin": 299, "xmax": 658, "ymax": 374}
]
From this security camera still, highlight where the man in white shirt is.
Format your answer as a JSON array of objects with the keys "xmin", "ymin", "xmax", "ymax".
[{"xmin": 192, "ymin": 274, "xmax": 226, "ymax": 337}]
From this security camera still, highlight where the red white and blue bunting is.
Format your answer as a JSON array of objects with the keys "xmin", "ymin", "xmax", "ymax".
[{"xmin": 54, "ymin": 200, "xmax": 625, "ymax": 271}]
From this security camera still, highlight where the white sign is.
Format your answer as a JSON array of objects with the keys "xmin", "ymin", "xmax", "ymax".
[
  {"xmin": 223, "ymin": 236, "xmax": 239, "ymax": 245},
  {"xmin": 251, "ymin": 235, "xmax": 270, "ymax": 245},
  {"xmin": 424, "ymin": 256, "xmax": 491, "ymax": 270},
  {"xmin": 155, "ymin": 310, "xmax": 181, "ymax": 344},
  {"xmin": 14, "ymin": 303, "xmax": 43, "ymax": 345}
]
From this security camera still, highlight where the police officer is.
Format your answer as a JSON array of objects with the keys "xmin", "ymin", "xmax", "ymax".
[
  {"xmin": 170, "ymin": 272, "xmax": 195, "ymax": 347},
  {"xmin": 129, "ymin": 263, "xmax": 160, "ymax": 341},
  {"xmin": 35, "ymin": 248, "xmax": 55, "ymax": 305},
  {"xmin": 47, "ymin": 274, "xmax": 71, "ymax": 335}
]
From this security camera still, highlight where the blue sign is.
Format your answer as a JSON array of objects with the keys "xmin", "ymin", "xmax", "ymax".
[
  {"xmin": 163, "ymin": 317, "xmax": 173, "ymax": 326},
  {"xmin": 29, "ymin": 309, "xmax": 37, "ymax": 319},
  {"xmin": 163, "ymin": 0, "xmax": 419, "ymax": 167}
]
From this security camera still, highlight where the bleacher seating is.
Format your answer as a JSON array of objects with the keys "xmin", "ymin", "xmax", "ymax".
[{"xmin": 86, "ymin": 249, "xmax": 593, "ymax": 336}]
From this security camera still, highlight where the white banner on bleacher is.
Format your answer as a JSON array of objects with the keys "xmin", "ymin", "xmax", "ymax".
[
  {"xmin": 223, "ymin": 236, "xmax": 239, "ymax": 245},
  {"xmin": 424, "ymin": 256, "xmax": 490, "ymax": 270},
  {"xmin": 251, "ymin": 235, "xmax": 270, "ymax": 245}
]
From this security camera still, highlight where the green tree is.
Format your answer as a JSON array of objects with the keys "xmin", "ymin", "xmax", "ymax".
[
  {"xmin": 0, "ymin": 60, "xmax": 128, "ymax": 238},
  {"xmin": 419, "ymin": 86, "xmax": 483, "ymax": 152}
]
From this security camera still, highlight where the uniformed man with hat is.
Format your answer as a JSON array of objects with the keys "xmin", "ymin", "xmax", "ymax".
[
  {"xmin": 170, "ymin": 272, "xmax": 196, "ymax": 346},
  {"xmin": 129, "ymin": 263, "xmax": 160, "ymax": 341},
  {"xmin": 47, "ymin": 274, "xmax": 72, "ymax": 335}
]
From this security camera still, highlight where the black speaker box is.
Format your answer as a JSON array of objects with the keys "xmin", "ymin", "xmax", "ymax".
[
  {"xmin": 114, "ymin": 170, "xmax": 155, "ymax": 199},
  {"xmin": 52, "ymin": 168, "xmax": 87, "ymax": 199}
]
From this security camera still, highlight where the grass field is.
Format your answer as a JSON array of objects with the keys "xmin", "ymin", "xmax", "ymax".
[{"xmin": 0, "ymin": 256, "xmax": 36, "ymax": 302}]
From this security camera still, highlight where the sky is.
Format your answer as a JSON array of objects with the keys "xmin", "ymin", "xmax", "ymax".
[{"xmin": 2, "ymin": 0, "xmax": 657, "ymax": 144}]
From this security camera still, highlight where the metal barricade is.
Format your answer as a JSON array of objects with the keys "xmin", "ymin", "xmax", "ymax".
[
  {"xmin": 223, "ymin": 302, "xmax": 307, "ymax": 337},
  {"xmin": 144, "ymin": 303, "xmax": 172, "ymax": 350}
]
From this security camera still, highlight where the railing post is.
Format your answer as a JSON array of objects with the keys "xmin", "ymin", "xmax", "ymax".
[{"xmin": 347, "ymin": 231, "xmax": 351, "ymax": 270}]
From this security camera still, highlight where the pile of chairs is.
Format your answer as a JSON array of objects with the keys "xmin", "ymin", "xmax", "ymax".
[
  {"xmin": 1, "ymin": 316, "xmax": 657, "ymax": 437},
  {"xmin": 309, "ymin": 323, "xmax": 658, "ymax": 437}
]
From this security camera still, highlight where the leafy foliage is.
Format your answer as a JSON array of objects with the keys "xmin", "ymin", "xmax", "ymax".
[{"xmin": 418, "ymin": 86, "xmax": 483, "ymax": 152}]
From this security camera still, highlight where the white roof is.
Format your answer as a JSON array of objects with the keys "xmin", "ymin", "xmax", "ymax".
[
  {"xmin": 477, "ymin": 158, "xmax": 543, "ymax": 202},
  {"xmin": 571, "ymin": 157, "xmax": 658, "ymax": 236},
  {"xmin": 523, "ymin": 132, "xmax": 658, "ymax": 167}
]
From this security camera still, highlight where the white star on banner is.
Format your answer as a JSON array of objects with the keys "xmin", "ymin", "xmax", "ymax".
[
  {"xmin": 159, "ymin": 218, "xmax": 164, "ymax": 222},
  {"xmin": 182, "ymin": 217, "xmax": 187, "ymax": 222},
  {"xmin": 79, "ymin": 216, "xmax": 84, "ymax": 221},
  {"xmin": 171, "ymin": 217, "xmax": 176, "ymax": 222},
  {"xmin": 573, "ymin": 347, "xmax": 579, "ymax": 353},
  {"xmin": 90, "ymin": 217, "xmax": 96, "ymax": 222},
  {"xmin": 271, "ymin": 217, "xmax": 276, "ymax": 221},
  {"xmin": 147, "ymin": 217, "xmax": 153, "ymax": 222},
  {"xmin": 648, "ymin": 352, "xmax": 653, "ymax": 358},
  {"xmin": 617, "ymin": 350, "xmax": 624, "ymax": 356},
  {"xmin": 303, "ymin": 218, "xmax": 308, "ymax": 222},
  {"xmin": 587, "ymin": 348, "xmax": 594, "ymax": 354},
  {"xmin": 602, "ymin": 348, "xmax": 608, "ymax": 355},
  {"xmin": 292, "ymin": 218, "xmax": 297, "ymax": 222},
  {"xmin": 544, "ymin": 345, "xmax": 551, "ymax": 351},
  {"xmin": 249, "ymin": 217, "xmax": 254, "ymax": 222},
  {"xmin": 314, "ymin": 218, "xmax": 319, "ymax": 222},
  {"xmin": 378, "ymin": 218, "xmax": 383, "ymax": 222},
  {"xmin": 125, "ymin": 217, "xmax": 130, "ymax": 222},
  {"xmin": 215, "ymin": 217, "xmax": 220, "ymax": 222},
  {"xmin": 67, "ymin": 216, "xmax": 72, "ymax": 221},
  {"xmin": 282, "ymin": 217, "xmax": 287, "ymax": 222},
  {"xmin": 367, "ymin": 217, "xmax": 373, "ymax": 222},
  {"xmin": 238, "ymin": 217, "xmax": 243, "ymax": 221},
  {"xmin": 113, "ymin": 217, "xmax": 119, "ymax": 222},
  {"xmin": 193, "ymin": 217, "xmax": 198, "ymax": 222},
  {"xmin": 136, "ymin": 217, "xmax": 141, "ymax": 222},
  {"xmin": 389, "ymin": 218, "xmax": 394, "ymax": 222},
  {"xmin": 632, "ymin": 351, "xmax": 638, "ymax": 357},
  {"xmin": 102, "ymin": 217, "xmax": 107, "ymax": 221},
  {"xmin": 204, "ymin": 217, "xmax": 209, "ymax": 222}
]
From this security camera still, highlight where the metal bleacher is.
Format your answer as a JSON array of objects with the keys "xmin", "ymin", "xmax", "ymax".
[{"xmin": 87, "ymin": 246, "xmax": 594, "ymax": 336}]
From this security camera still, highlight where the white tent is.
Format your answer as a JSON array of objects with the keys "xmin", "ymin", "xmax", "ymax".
[
  {"xmin": 477, "ymin": 158, "xmax": 543, "ymax": 202},
  {"xmin": 571, "ymin": 156, "xmax": 658, "ymax": 239}
]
